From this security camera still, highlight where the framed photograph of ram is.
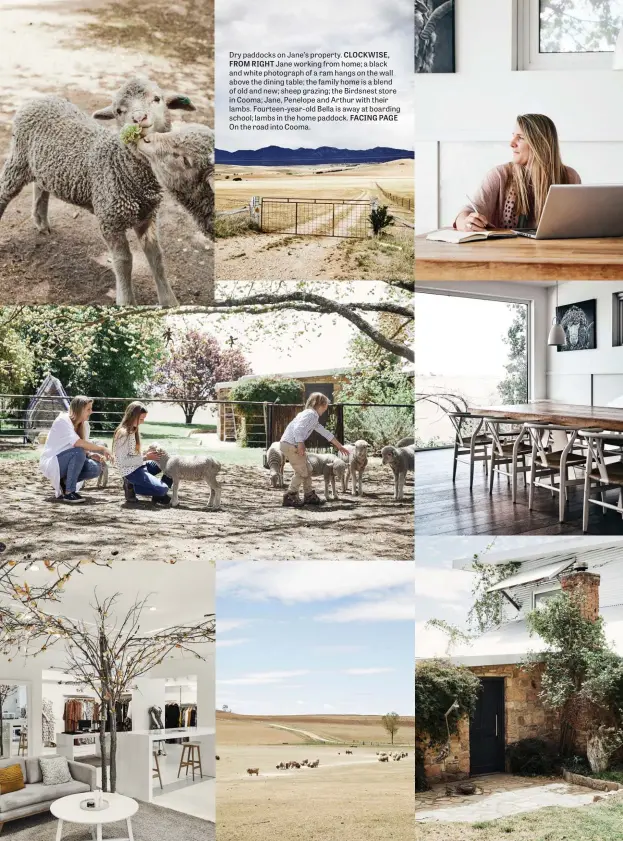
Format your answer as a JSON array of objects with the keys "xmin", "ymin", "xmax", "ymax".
[
  {"xmin": 555, "ymin": 299, "xmax": 596, "ymax": 353},
  {"xmin": 415, "ymin": 1, "xmax": 455, "ymax": 73}
]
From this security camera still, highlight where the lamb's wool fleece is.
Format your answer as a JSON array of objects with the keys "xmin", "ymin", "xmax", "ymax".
[
  {"xmin": 266, "ymin": 442, "xmax": 286, "ymax": 488},
  {"xmin": 150, "ymin": 448, "xmax": 222, "ymax": 509},
  {"xmin": 381, "ymin": 444, "xmax": 414, "ymax": 501},
  {"xmin": 138, "ymin": 123, "xmax": 213, "ymax": 237},
  {"xmin": 308, "ymin": 452, "xmax": 346, "ymax": 500},
  {"xmin": 339, "ymin": 440, "xmax": 370, "ymax": 495}
]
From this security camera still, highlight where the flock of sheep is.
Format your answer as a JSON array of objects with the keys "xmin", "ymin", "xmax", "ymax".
[
  {"xmin": 0, "ymin": 76, "xmax": 213, "ymax": 306},
  {"xmin": 267, "ymin": 437, "xmax": 415, "ymax": 502},
  {"xmin": 245, "ymin": 749, "xmax": 409, "ymax": 776},
  {"xmin": 377, "ymin": 751, "xmax": 409, "ymax": 762}
]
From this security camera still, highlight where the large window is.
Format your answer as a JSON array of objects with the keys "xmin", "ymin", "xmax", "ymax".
[
  {"xmin": 415, "ymin": 293, "xmax": 529, "ymax": 448},
  {"xmin": 519, "ymin": 0, "xmax": 623, "ymax": 69}
]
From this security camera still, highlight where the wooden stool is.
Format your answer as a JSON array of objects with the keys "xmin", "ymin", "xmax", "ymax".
[
  {"xmin": 177, "ymin": 742, "xmax": 203, "ymax": 781},
  {"xmin": 153, "ymin": 751, "xmax": 163, "ymax": 790},
  {"xmin": 18, "ymin": 729, "xmax": 27, "ymax": 757}
]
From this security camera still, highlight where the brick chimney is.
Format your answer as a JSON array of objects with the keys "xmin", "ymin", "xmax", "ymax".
[{"xmin": 560, "ymin": 569, "xmax": 601, "ymax": 622}]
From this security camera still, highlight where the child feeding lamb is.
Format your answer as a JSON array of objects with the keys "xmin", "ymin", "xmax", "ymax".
[
  {"xmin": 279, "ymin": 392, "xmax": 350, "ymax": 508},
  {"xmin": 112, "ymin": 402, "xmax": 173, "ymax": 505}
]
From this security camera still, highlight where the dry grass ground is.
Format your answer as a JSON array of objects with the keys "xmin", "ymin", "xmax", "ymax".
[
  {"xmin": 215, "ymin": 160, "xmax": 413, "ymax": 281},
  {"xmin": 216, "ymin": 714, "xmax": 415, "ymax": 841},
  {"xmin": 0, "ymin": 454, "xmax": 414, "ymax": 562},
  {"xmin": 0, "ymin": 0, "xmax": 213, "ymax": 305}
]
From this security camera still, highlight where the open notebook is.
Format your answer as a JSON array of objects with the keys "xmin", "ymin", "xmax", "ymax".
[{"xmin": 426, "ymin": 229, "xmax": 518, "ymax": 244}]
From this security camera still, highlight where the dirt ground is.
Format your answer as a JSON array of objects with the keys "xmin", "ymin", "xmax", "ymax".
[
  {"xmin": 0, "ymin": 456, "xmax": 414, "ymax": 562},
  {"xmin": 217, "ymin": 743, "xmax": 414, "ymax": 841},
  {"xmin": 0, "ymin": 0, "xmax": 213, "ymax": 305}
]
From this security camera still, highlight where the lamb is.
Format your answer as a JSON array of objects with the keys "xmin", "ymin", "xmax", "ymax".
[
  {"xmin": 137, "ymin": 123, "xmax": 213, "ymax": 238},
  {"xmin": 94, "ymin": 440, "xmax": 109, "ymax": 489},
  {"xmin": 148, "ymin": 446, "xmax": 222, "ymax": 509},
  {"xmin": 0, "ymin": 76, "xmax": 196, "ymax": 306},
  {"xmin": 266, "ymin": 441, "xmax": 286, "ymax": 488},
  {"xmin": 381, "ymin": 444, "xmax": 415, "ymax": 501},
  {"xmin": 339, "ymin": 440, "xmax": 370, "ymax": 496},
  {"xmin": 307, "ymin": 453, "xmax": 346, "ymax": 500},
  {"xmin": 246, "ymin": 768, "xmax": 259, "ymax": 776}
]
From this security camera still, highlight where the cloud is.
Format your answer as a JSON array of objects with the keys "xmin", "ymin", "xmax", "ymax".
[
  {"xmin": 216, "ymin": 638, "xmax": 252, "ymax": 648},
  {"xmin": 218, "ymin": 670, "xmax": 310, "ymax": 686},
  {"xmin": 314, "ymin": 592, "xmax": 414, "ymax": 623},
  {"xmin": 415, "ymin": 622, "xmax": 454, "ymax": 660},
  {"xmin": 217, "ymin": 619, "xmax": 253, "ymax": 633},
  {"xmin": 344, "ymin": 667, "xmax": 395, "ymax": 675},
  {"xmin": 217, "ymin": 561, "xmax": 414, "ymax": 604},
  {"xmin": 414, "ymin": 569, "xmax": 475, "ymax": 604}
]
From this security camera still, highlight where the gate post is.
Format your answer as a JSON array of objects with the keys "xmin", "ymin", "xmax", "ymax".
[
  {"xmin": 295, "ymin": 201, "xmax": 298, "ymax": 234},
  {"xmin": 332, "ymin": 203, "xmax": 335, "ymax": 236},
  {"xmin": 336, "ymin": 405, "xmax": 344, "ymax": 445}
]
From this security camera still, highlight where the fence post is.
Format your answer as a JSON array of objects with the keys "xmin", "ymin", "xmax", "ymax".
[
  {"xmin": 332, "ymin": 203, "xmax": 335, "ymax": 236},
  {"xmin": 336, "ymin": 405, "xmax": 344, "ymax": 445},
  {"xmin": 294, "ymin": 201, "xmax": 298, "ymax": 234}
]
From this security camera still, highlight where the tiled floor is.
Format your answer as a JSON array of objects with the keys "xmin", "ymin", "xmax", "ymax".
[{"xmin": 416, "ymin": 774, "xmax": 597, "ymax": 822}]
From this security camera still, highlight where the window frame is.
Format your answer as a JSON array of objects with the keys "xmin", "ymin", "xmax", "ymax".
[
  {"xmin": 517, "ymin": 0, "xmax": 622, "ymax": 71},
  {"xmin": 532, "ymin": 582, "xmax": 562, "ymax": 609}
]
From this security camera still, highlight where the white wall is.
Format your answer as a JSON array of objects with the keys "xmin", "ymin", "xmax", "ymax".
[
  {"xmin": 415, "ymin": 0, "xmax": 623, "ymax": 232},
  {"xmin": 415, "ymin": 280, "xmax": 549, "ymax": 399},
  {"xmin": 131, "ymin": 678, "xmax": 166, "ymax": 732},
  {"xmin": 546, "ymin": 280, "xmax": 623, "ymax": 405}
]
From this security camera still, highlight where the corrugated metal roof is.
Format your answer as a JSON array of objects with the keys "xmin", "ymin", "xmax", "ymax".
[
  {"xmin": 451, "ymin": 537, "xmax": 621, "ymax": 570},
  {"xmin": 487, "ymin": 559, "xmax": 575, "ymax": 592}
]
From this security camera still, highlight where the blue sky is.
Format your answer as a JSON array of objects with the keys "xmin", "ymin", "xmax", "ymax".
[{"xmin": 216, "ymin": 561, "xmax": 414, "ymax": 716}]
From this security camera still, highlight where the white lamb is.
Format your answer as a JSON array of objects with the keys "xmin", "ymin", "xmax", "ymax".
[
  {"xmin": 307, "ymin": 453, "xmax": 346, "ymax": 500},
  {"xmin": 381, "ymin": 444, "xmax": 415, "ymax": 501},
  {"xmin": 266, "ymin": 441, "xmax": 286, "ymax": 488},
  {"xmin": 339, "ymin": 440, "xmax": 370, "ymax": 496},
  {"xmin": 94, "ymin": 440, "xmax": 109, "ymax": 489},
  {"xmin": 149, "ymin": 446, "xmax": 222, "ymax": 509}
]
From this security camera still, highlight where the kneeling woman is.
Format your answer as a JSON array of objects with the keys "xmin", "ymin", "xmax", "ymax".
[
  {"xmin": 112, "ymin": 402, "xmax": 172, "ymax": 504},
  {"xmin": 40, "ymin": 396, "xmax": 112, "ymax": 504},
  {"xmin": 455, "ymin": 113, "xmax": 581, "ymax": 232}
]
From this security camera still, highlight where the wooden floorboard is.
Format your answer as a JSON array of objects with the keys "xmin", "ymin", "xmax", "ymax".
[{"xmin": 415, "ymin": 449, "xmax": 623, "ymax": 536}]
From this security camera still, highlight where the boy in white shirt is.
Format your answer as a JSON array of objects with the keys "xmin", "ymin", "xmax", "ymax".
[{"xmin": 279, "ymin": 392, "xmax": 349, "ymax": 507}]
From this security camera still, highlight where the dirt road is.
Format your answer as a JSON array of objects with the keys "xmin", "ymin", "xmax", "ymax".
[
  {"xmin": 1, "ymin": 458, "xmax": 414, "ymax": 562},
  {"xmin": 0, "ymin": 0, "xmax": 213, "ymax": 305}
]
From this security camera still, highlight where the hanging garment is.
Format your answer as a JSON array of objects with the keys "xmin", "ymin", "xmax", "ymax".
[
  {"xmin": 42, "ymin": 699, "xmax": 55, "ymax": 746},
  {"xmin": 165, "ymin": 704, "xmax": 180, "ymax": 729}
]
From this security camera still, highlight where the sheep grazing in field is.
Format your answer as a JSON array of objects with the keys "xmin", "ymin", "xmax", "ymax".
[
  {"xmin": 137, "ymin": 123, "xmax": 213, "ymax": 238},
  {"xmin": 307, "ymin": 453, "xmax": 346, "ymax": 500},
  {"xmin": 378, "ymin": 756, "xmax": 389, "ymax": 762},
  {"xmin": 247, "ymin": 768, "xmax": 259, "ymax": 776},
  {"xmin": 301, "ymin": 759, "xmax": 309, "ymax": 766},
  {"xmin": 215, "ymin": 755, "xmax": 220, "ymax": 760},
  {"xmin": 309, "ymin": 759, "xmax": 319, "ymax": 768},
  {"xmin": 345, "ymin": 750, "xmax": 353, "ymax": 755},
  {"xmin": 266, "ymin": 441, "xmax": 286, "ymax": 488},
  {"xmin": 339, "ymin": 440, "xmax": 370, "ymax": 496},
  {"xmin": 381, "ymin": 444, "xmax": 415, "ymax": 501},
  {"xmin": 148, "ymin": 446, "xmax": 222, "ymax": 509},
  {"xmin": 0, "ymin": 77, "xmax": 196, "ymax": 306},
  {"xmin": 276, "ymin": 762, "xmax": 286, "ymax": 770}
]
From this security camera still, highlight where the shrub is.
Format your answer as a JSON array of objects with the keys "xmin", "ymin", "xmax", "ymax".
[
  {"xmin": 506, "ymin": 738, "xmax": 561, "ymax": 777},
  {"xmin": 369, "ymin": 205, "xmax": 394, "ymax": 235},
  {"xmin": 229, "ymin": 377, "xmax": 304, "ymax": 448}
]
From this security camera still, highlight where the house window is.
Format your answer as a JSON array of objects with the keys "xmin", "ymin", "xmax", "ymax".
[
  {"xmin": 613, "ymin": 293, "xmax": 623, "ymax": 347},
  {"xmin": 533, "ymin": 584, "xmax": 562, "ymax": 610},
  {"xmin": 518, "ymin": 0, "xmax": 623, "ymax": 70}
]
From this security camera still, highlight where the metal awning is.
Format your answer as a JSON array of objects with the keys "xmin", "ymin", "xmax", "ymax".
[{"xmin": 487, "ymin": 559, "xmax": 575, "ymax": 593}]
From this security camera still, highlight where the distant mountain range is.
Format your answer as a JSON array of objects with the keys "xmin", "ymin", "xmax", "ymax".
[{"xmin": 215, "ymin": 145, "xmax": 413, "ymax": 166}]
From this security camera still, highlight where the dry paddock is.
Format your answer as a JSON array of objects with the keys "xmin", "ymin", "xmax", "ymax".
[
  {"xmin": 0, "ymin": 458, "xmax": 414, "ymax": 562},
  {"xmin": 217, "ymin": 744, "xmax": 414, "ymax": 841}
]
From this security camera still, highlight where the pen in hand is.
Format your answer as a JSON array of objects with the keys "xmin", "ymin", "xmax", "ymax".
[{"xmin": 465, "ymin": 193, "xmax": 490, "ymax": 231}]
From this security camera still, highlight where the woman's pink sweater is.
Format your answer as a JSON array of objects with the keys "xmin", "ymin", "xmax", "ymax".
[{"xmin": 456, "ymin": 163, "xmax": 581, "ymax": 229}]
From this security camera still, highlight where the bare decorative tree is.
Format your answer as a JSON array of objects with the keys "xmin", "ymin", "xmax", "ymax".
[{"xmin": 0, "ymin": 589, "xmax": 215, "ymax": 793}]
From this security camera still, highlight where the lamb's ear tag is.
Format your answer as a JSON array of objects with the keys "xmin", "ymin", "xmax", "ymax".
[{"xmin": 180, "ymin": 97, "xmax": 191, "ymax": 105}]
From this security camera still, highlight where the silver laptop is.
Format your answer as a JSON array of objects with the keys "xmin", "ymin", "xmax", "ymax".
[{"xmin": 513, "ymin": 184, "xmax": 623, "ymax": 239}]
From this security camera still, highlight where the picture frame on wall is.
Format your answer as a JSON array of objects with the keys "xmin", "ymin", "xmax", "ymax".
[
  {"xmin": 555, "ymin": 299, "xmax": 597, "ymax": 352},
  {"xmin": 415, "ymin": 0, "xmax": 455, "ymax": 73}
]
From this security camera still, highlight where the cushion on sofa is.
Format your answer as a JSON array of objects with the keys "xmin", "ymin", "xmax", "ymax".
[
  {"xmin": 0, "ymin": 779, "xmax": 89, "ymax": 813},
  {"xmin": 0, "ymin": 764, "xmax": 24, "ymax": 796},
  {"xmin": 39, "ymin": 756, "xmax": 72, "ymax": 786},
  {"xmin": 0, "ymin": 758, "xmax": 26, "ymax": 779},
  {"xmin": 25, "ymin": 758, "xmax": 42, "ymax": 785}
]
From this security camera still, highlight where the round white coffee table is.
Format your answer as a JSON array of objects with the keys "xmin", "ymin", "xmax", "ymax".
[{"xmin": 51, "ymin": 792, "xmax": 138, "ymax": 841}]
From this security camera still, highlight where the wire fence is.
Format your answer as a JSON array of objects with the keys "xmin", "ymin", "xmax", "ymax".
[
  {"xmin": 374, "ymin": 183, "xmax": 414, "ymax": 212},
  {"xmin": 0, "ymin": 394, "xmax": 414, "ymax": 454}
]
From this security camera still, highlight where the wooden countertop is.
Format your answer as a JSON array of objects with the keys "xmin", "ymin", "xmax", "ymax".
[
  {"xmin": 415, "ymin": 232, "xmax": 623, "ymax": 280},
  {"xmin": 472, "ymin": 401, "xmax": 623, "ymax": 432}
]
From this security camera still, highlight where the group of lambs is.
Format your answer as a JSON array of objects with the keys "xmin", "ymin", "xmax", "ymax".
[
  {"xmin": 275, "ymin": 758, "xmax": 320, "ymax": 770},
  {"xmin": 0, "ymin": 76, "xmax": 213, "ymax": 305},
  {"xmin": 377, "ymin": 751, "xmax": 409, "ymax": 762},
  {"xmin": 267, "ymin": 437, "xmax": 415, "ymax": 501}
]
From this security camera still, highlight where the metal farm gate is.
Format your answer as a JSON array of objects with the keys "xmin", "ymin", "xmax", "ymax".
[{"xmin": 260, "ymin": 198, "xmax": 371, "ymax": 238}]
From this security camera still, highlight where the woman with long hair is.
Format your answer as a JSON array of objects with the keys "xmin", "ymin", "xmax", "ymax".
[
  {"xmin": 112, "ymin": 401, "xmax": 172, "ymax": 504},
  {"xmin": 455, "ymin": 114, "xmax": 581, "ymax": 232},
  {"xmin": 39, "ymin": 396, "xmax": 112, "ymax": 504}
]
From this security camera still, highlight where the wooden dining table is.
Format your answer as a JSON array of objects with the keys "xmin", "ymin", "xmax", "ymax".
[
  {"xmin": 415, "ymin": 232, "xmax": 623, "ymax": 280},
  {"xmin": 471, "ymin": 401, "xmax": 623, "ymax": 518}
]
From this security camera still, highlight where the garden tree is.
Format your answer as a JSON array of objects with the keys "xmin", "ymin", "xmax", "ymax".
[
  {"xmin": 153, "ymin": 330, "xmax": 251, "ymax": 424},
  {"xmin": 0, "ymin": 310, "xmax": 34, "ymax": 395},
  {"xmin": 414, "ymin": 659, "xmax": 480, "ymax": 792},
  {"xmin": 467, "ymin": 557, "xmax": 521, "ymax": 634},
  {"xmin": 0, "ymin": 685, "xmax": 18, "ymax": 757},
  {"xmin": 497, "ymin": 305, "xmax": 528, "ymax": 405},
  {"xmin": 540, "ymin": 0, "xmax": 622, "ymax": 53},
  {"xmin": 382, "ymin": 711, "xmax": 401, "ymax": 745},
  {"xmin": 10, "ymin": 307, "xmax": 165, "ymax": 429},
  {"xmin": 526, "ymin": 592, "xmax": 623, "ymax": 772},
  {"xmin": 0, "ymin": 589, "xmax": 215, "ymax": 793}
]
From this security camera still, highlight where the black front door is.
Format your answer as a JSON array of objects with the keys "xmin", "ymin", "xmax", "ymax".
[{"xmin": 469, "ymin": 677, "xmax": 505, "ymax": 775}]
